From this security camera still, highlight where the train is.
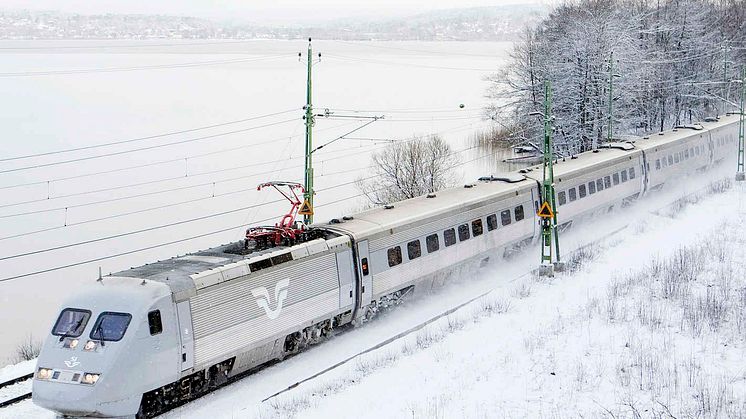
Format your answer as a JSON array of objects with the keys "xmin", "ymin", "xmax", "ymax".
[{"xmin": 32, "ymin": 114, "xmax": 740, "ymax": 418}]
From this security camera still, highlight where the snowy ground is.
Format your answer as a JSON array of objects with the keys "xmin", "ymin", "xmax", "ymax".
[
  {"xmin": 246, "ymin": 181, "xmax": 746, "ymax": 419},
  {"xmin": 5, "ymin": 172, "xmax": 745, "ymax": 418}
]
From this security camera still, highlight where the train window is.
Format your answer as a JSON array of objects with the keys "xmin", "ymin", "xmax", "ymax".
[
  {"xmin": 148, "ymin": 310, "xmax": 163, "ymax": 336},
  {"xmin": 407, "ymin": 240, "xmax": 421, "ymax": 260},
  {"xmin": 674, "ymin": 153, "xmax": 680, "ymax": 163},
  {"xmin": 578, "ymin": 184, "xmax": 587, "ymax": 198},
  {"xmin": 387, "ymin": 247, "xmax": 402, "ymax": 267},
  {"xmin": 684, "ymin": 149, "xmax": 689, "ymax": 159},
  {"xmin": 270, "ymin": 252, "xmax": 293, "ymax": 265},
  {"xmin": 501, "ymin": 209, "xmax": 512, "ymax": 226},
  {"xmin": 444, "ymin": 228, "xmax": 457, "ymax": 247},
  {"xmin": 426, "ymin": 234, "xmax": 440, "ymax": 253},
  {"xmin": 568, "ymin": 188, "xmax": 577, "ymax": 202},
  {"xmin": 689, "ymin": 148, "xmax": 694, "ymax": 157},
  {"xmin": 472, "ymin": 219, "xmax": 483, "ymax": 236},
  {"xmin": 662, "ymin": 157, "xmax": 667, "ymax": 167},
  {"xmin": 361, "ymin": 258, "xmax": 369, "ymax": 276},
  {"xmin": 621, "ymin": 170, "xmax": 628, "ymax": 182},
  {"xmin": 655, "ymin": 159, "xmax": 661, "ymax": 170},
  {"xmin": 558, "ymin": 191, "xmax": 567, "ymax": 205},
  {"xmin": 52, "ymin": 308, "xmax": 92, "ymax": 338},
  {"xmin": 588, "ymin": 181, "xmax": 596, "ymax": 195},
  {"xmin": 486, "ymin": 214, "xmax": 498, "ymax": 231},
  {"xmin": 604, "ymin": 176, "xmax": 612, "ymax": 189},
  {"xmin": 596, "ymin": 179, "xmax": 604, "ymax": 192},
  {"xmin": 612, "ymin": 173, "xmax": 620, "ymax": 185},
  {"xmin": 514, "ymin": 205, "xmax": 525, "ymax": 221},
  {"xmin": 695, "ymin": 146, "xmax": 700, "ymax": 156},
  {"xmin": 668, "ymin": 155, "xmax": 673, "ymax": 165},
  {"xmin": 458, "ymin": 224, "xmax": 470, "ymax": 241},
  {"xmin": 90, "ymin": 312, "xmax": 132, "ymax": 342},
  {"xmin": 249, "ymin": 258, "xmax": 272, "ymax": 272}
]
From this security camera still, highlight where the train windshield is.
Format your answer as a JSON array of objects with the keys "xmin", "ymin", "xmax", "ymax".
[
  {"xmin": 90, "ymin": 312, "xmax": 132, "ymax": 342},
  {"xmin": 52, "ymin": 308, "xmax": 92, "ymax": 338}
]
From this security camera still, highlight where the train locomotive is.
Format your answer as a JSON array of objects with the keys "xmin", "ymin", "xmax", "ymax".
[{"xmin": 32, "ymin": 114, "xmax": 740, "ymax": 418}]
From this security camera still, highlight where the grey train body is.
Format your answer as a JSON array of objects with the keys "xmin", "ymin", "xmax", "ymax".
[{"xmin": 32, "ymin": 116, "xmax": 740, "ymax": 418}]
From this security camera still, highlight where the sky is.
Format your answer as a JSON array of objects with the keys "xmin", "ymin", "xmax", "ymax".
[{"xmin": 0, "ymin": 0, "xmax": 543, "ymax": 23}]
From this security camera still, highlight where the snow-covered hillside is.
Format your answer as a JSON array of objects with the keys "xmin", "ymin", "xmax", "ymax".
[
  {"xmin": 5, "ymin": 174, "xmax": 745, "ymax": 418},
  {"xmin": 254, "ymin": 183, "xmax": 746, "ymax": 419}
]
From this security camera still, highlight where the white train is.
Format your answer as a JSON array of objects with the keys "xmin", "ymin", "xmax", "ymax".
[{"xmin": 32, "ymin": 115, "xmax": 740, "ymax": 418}]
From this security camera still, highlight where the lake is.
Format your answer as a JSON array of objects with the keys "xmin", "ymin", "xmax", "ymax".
[{"xmin": 0, "ymin": 39, "xmax": 515, "ymax": 364}]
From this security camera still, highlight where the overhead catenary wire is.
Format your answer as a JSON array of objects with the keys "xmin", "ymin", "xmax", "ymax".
[
  {"xmin": 0, "ymin": 120, "xmax": 482, "ymax": 218},
  {"xmin": 0, "ymin": 142, "xmax": 502, "ymax": 283},
  {"xmin": 0, "ymin": 137, "xmax": 492, "ymax": 264},
  {"xmin": 0, "ymin": 118, "xmax": 299, "ymax": 176},
  {"xmin": 0, "ymin": 113, "xmax": 480, "ymax": 190},
  {"xmin": 0, "ymin": 108, "xmax": 299, "ymax": 163},
  {"xmin": 0, "ymin": 120, "xmax": 483, "ymax": 225},
  {"xmin": 0, "ymin": 140, "xmax": 384, "ymax": 218},
  {"xmin": 0, "ymin": 119, "xmax": 361, "ymax": 192}
]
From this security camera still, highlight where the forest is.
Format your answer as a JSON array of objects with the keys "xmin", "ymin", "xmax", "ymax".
[{"xmin": 487, "ymin": 0, "xmax": 746, "ymax": 153}]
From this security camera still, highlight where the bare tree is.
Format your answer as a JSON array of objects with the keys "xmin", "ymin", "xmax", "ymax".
[
  {"xmin": 14, "ymin": 334, "xmax": 41, "ymax": 363},
  {"xmin": 356, "ymin": 135, "xmax": 460, "ymax": 206}
]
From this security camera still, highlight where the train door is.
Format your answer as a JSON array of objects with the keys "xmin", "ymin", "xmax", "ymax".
[
  {"xmin": 335, "ymin": 249, "xmax": 355, "ymax": 310},
  {"xmin": 356, "ymin": 240, "xmax": 372, "ymax": 308},
  {"xmin": 530, "ymin": 184, "xmax": 542, "ymax": 242},
  {"xmin": 176, "ymin": 301, "xmax": 194, "ymax": 372}
]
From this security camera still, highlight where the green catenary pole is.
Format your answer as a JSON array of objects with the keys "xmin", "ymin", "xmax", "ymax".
[
  {"xmin": 607, "ymin": 51, "xmax": 614, "ymax": 144},
  {"xmin": 540, "ymin": 80, "xmax": 561, "ymax": 272},
  {"xmin": 723, "ymin": 42, "xmax": 729, "ymax": 117},
  {"xmin": 304, "ymin": 38, "xmax": 315, "ymax": 224},
  {"xmin": 737, "ymin": 67, "xmax": 745, "ymax": 181}
]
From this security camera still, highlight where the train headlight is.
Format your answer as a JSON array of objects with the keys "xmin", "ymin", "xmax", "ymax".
[
  {"xmin": 84, "ymin": 340, "xmax": 97, "ymax": 351},
  {"xmin": 81, "ymin": 373, "xmax": 100, "ymax": 385},
  {"xmin": 37, "ymin": 368, "xmax": 52, "ymax": 380},
  {"xmin": 69, "ymin": 339, "xmax": 79, "ymax": 349}
]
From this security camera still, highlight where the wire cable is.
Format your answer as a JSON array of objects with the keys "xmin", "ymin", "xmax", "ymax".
[
  {"xmin": 0, "ymin": 138, "xmax": 488, "ymax": 260},
  {"xmin": 0, "ymin": 141, "xmax": 382, "ymax": 218},
  {"xmin": 0, "ymin": 143, "xmax": 503, "ymax": 283},
  {"xmin": 0, "ymin": 118, "xmax": 298, "ymax": 175},
  {"xmin": 0, "ymin": 118, "xmax": 359, "ymax": 192},
  {"xmin": 0, "ymin": 108, "xmax": 298, "ymax": 163}
]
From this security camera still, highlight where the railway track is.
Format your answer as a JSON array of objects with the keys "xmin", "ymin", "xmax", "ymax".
[{"xmin": 0, "ymin": 373, "xmax": 33, "ymax": 409}]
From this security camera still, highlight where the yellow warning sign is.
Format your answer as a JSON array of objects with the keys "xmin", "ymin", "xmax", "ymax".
[
  {"xmin": 537, "ymin": 201, "xmax": 554, "ymax": 219},
  {"xmin": 298, "ymin": 199, "xmax": 314, "ymax": 216}
]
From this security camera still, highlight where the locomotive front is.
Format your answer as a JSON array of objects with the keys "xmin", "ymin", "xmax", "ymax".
[{"xmin": 33, "ymin": 277, "xmax": 178, "ymax": 418}]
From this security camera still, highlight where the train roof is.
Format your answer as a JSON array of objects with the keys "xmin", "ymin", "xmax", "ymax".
[
  {"xmin": 111, "ymin": 233, "xmax": 346, "ymax": 301},
  {"xmin": 320, "ymin": 173, "xmax": 534, "ymax": 239}
]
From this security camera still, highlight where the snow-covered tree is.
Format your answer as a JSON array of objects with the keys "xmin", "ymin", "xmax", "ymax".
[{"xmin": 486, "ymin": 0, "xmax": 746, "ymax": 153}]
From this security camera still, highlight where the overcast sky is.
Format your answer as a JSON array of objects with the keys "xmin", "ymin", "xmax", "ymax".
[{"xmin": 1, "ymin": 0, "xmax": 543, "ymax": 23}]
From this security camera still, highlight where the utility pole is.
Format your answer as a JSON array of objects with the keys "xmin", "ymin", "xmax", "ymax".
[
  {"xmin": 737, "ymin": 66, "xmax": 745, "ymax": 182},
  {"xmin": 722, "ymin": 41, "xmax": 729, "ymax": 117},
  {"xmin": 607, "ymin": 51, "xmax": 614, "ymax": 144},
  {"xmin": 538, "ymin": 81, "xmax": 563, "ymax": 276},
  {"xmin": 303, "ymin": 38, "xmax": 316, "ymax": 224}
]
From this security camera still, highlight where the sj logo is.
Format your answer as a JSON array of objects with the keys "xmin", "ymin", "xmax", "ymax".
[
  {"xmin": 64, "ymin": 356, "xmax": 80, "ymax": 368},
  {"xmin": 251, "ymin": 279, "xmax": 290, "ymax": 320}
]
